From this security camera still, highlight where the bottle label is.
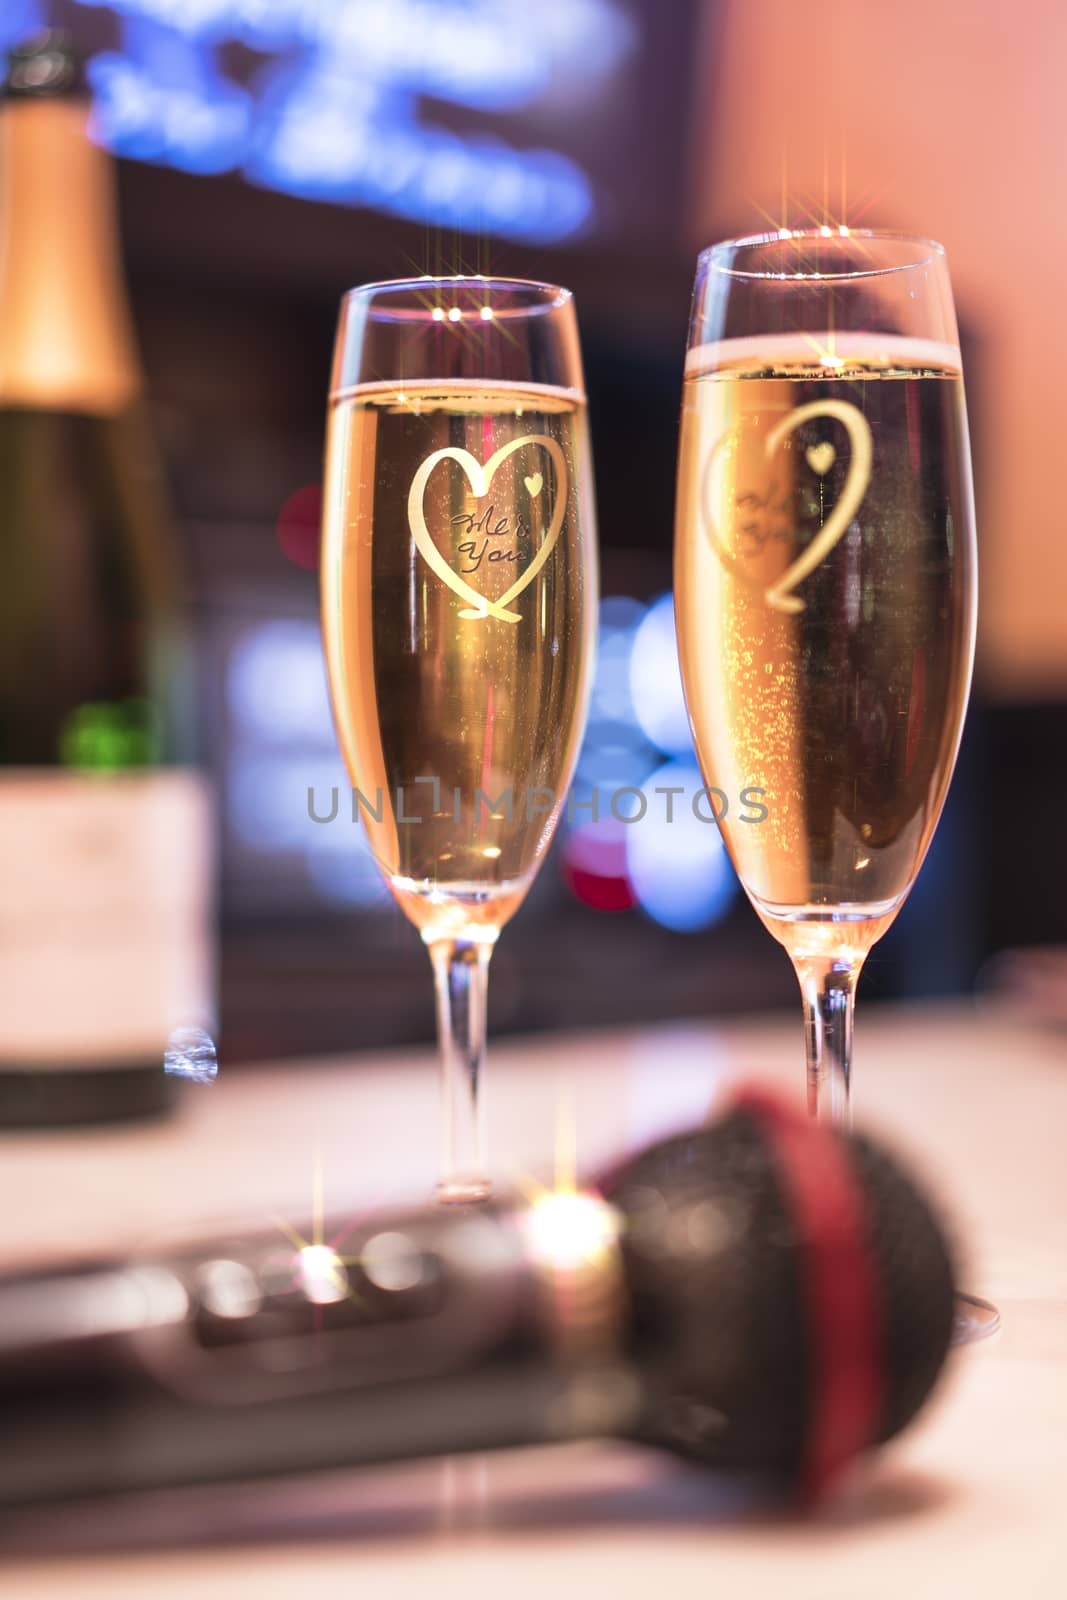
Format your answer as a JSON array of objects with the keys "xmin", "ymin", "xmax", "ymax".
[{"xmin": 0, "ymin": 771, "xmax": 213, "ymax": 1067}]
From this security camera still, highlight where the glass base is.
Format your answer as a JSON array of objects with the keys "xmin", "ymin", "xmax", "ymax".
[{"xmin": 952, "ymin": 1291, "xmax": 1000, "ymax": 1344}]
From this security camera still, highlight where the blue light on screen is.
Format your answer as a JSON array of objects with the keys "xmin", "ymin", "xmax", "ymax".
[{"xmin": 53, "ymin": 0, "xmax": 634, "ymax": 241}]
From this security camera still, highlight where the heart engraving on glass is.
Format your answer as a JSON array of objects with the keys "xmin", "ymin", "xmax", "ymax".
[
  {"xmin": 702, "ymin": 399, "xmax": 873, "ymax": 614},
  {"xmin": 407, "ymin": 435, "xmax": 567, "ymax": 623}
]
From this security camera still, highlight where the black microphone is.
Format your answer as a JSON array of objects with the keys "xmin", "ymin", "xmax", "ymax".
[{"xmin": 0, "ymin": 1087, "xmax": 955, "ymax": 1508}]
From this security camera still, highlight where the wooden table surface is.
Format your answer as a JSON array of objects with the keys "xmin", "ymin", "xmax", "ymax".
[{"xmin": 1, "ymin": 1000, "xmax": 1065, "ymax": 1596}]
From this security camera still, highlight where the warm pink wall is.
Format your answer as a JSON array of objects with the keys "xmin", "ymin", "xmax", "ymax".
[{"xmin": 688, "ymin": 0, "xmax": 1067, "ymax": 698}]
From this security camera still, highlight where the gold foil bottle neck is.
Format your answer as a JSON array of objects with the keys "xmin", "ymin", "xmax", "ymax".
[{"xmin": 0, "ymin": 97, "xmax": 140, "ymax": 414}]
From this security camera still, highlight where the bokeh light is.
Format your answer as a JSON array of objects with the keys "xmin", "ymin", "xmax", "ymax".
[
  {"xmin": 276, "ymin": 483, "xmax": 322, "ymax": 571},
  {"xmin": 625, "ymin": 759, "xmax": 737, "ymax": 932},
  {"xmin": 228, "ymin": 620, "xmax": 334, "ymax": 746},
  {"xmin": 226, "ymin": 620, "xmax": 386, "ymax": 906},
  {"xmin": 629, "ymin": 594, "xmax": 692, "ymax": 756},
  {"xmin": 561, "ymin": 817, "xmax": 634, "ymax": 913},
  {"xmin": 224, "ymin": 597, "xmax": 737, "ymax": 930},
  {"xmin": 560, "ymin": 595, "xmax": 736, "ymax": 932}
]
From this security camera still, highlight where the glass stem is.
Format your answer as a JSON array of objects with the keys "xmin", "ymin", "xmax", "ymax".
[
  {"xmin": 429, "ymin": 937, "xmax": 493, "ymax": 1202},
  {"xmin": 795, "ymin": 955, "xmax": 863, "ymax": 1127}
]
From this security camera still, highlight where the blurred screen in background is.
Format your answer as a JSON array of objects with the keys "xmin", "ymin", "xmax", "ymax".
[
  {"xmin": 0, "ymin": 0, "xmax": 687, "ymax": 245},
  {"xmin": 3, "ymin": 0, "xmax": 1035, "ymax": 1065}
]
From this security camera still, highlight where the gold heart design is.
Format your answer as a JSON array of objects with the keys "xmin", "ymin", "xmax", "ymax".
[
  {"xmin": 702, "ymin": 399, "xmax": 872, "ymax": 615},
  {"xmin": 407, "ymin": 434, "xmax": 567, "ymax": 623},
  {"xmin": 524, "ymin": 472, "xmax": 543, "ymax": 497}
]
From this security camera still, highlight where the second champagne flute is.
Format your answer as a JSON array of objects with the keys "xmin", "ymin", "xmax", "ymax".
[
  {"xmin": 321, "ymin": 278, "xmax": 598, "ymax": 1201},
  {"xmin": 674, "ymin": 231, "xmax": 977, "ymax": 1125}
]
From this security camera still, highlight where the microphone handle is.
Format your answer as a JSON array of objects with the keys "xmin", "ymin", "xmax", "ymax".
[{"xmin": 0, "ymin": 1201, "xmax": 635, "ymax": 1507}]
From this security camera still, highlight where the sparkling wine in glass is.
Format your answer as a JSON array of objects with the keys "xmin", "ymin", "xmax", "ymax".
[
  {"xmin": 322, "ymin": 278, "xmax": 597, "ymax": 1201},
  {"xmin": 676, "ymin": 231, "xmax": 977, "ymax": 1120},
  {"xmin": 675, "ymin": 231, "xmax": 990, "ymax": 1336}
]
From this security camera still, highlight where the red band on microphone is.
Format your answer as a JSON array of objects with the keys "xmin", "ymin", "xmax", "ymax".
[{"xmin": 733, "ymin": 1086, "xmax": 884, "ymax": 1500}]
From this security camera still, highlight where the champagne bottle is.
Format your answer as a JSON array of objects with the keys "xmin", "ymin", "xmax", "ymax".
[{"xmin": 0, "ymin": 33, "xmax": 213, "ymax": 1126}]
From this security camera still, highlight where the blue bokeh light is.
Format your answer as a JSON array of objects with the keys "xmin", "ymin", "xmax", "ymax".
[
  {"xmin": 625, "ymin": 759, "xmax": 737, "ymax": 932},
  {"xmin": 304, "ymin": 826, "xmax": 389, "ymax": 909},
  {"xmin": 223, "ymin": 593, "xmax": 736, "ymax": 931},
  {"xmin": 0, "ymin": 1, "xmax": 44, "ymax": 51},
  {"xmin": 629, "ymin": 594, "xmax": 693, "ymax": 757},
  {"xmin": 561, "ymin": 596, "xmax": 736, "ymax": 934},
  {"xmin": 228, "ymin": 751, "xmax": 342, "ymax": 852},
  {"xmin": 588, "ymin": 610, "xmax": 642, "ymax": 726},
  {"xmin": 226, "ymin": 619, "xmax": 384, "ymax": 906},
  {"xmin": 227, "ymin": 620, "xmax": 335, "ymax": 746}
]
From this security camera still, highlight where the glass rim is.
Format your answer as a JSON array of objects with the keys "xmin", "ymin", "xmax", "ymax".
[
  {"xmin": 700, "ymin": 228, "xmax": 946, "ymax": 282},
  {"xmin": 340, "ymin": 275, "xmax": 573, "ymax": 323}
]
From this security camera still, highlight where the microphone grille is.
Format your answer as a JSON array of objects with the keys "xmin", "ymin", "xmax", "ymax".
[
  {"xmin": 841, "ymin": 1127, "xmax": 956, "ymax": 1444},
  {"xmin": 603, "ymin": 1104, "xmax": 955, "ymax": 1483}
]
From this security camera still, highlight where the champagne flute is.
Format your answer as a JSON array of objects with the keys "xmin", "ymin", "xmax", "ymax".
[
  {"xmin": 674, "ymin": 231, "xmax": 988, "ymax": 1330},
  {"xmin": 321, "ymin": 278, "xmax": 597, "ymax": 1202}
]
